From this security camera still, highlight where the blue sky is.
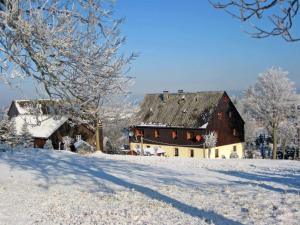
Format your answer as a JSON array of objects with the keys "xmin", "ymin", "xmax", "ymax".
[
  {"xmin": 1, "ymin": 0, "xmax": 300, "ymax": 107},
  {"xmin": 115, "ymin": 1, "xmax": 300, "ymax": 93}
]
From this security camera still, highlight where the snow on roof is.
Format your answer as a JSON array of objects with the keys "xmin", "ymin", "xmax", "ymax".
[
  {"xmin": 199, "ymin": 122, "xmax": 208, "ymax": 129},
  {"xmin": 74, "ymin": 140, "xmax": 93, "ymax": 149},
  {"xmin": 13, "ymin": 99, "xmax": 58, "ymax": 115},
  {"xmin": 139, "ymin": 122, "xmax": 168, "ymax": 127},
  {"xmin": 13, "ymin": 115, "xmax": 68, "ymax": 139}
]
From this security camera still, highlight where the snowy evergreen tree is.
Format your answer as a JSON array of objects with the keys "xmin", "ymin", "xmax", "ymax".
[{"xmin": 245, "ymin": 68, "xmax": 296, "ymax": 159}]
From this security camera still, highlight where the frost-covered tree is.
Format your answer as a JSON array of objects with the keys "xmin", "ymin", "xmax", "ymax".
[
  {"xmin": 278, "ymin": 120, "xmax": 297, "ymax": 158},
  {"xmin": 0, "ymin": 117, "xmax": 24, "ymax": 148},
  {"xmin": 0, "ymin": 0, "xmax": 135, "ymax": 151},
  {"xmin": 245, "ymin": 68, "xmax": 296, "ymax": 159},
  {"xmin": 204, "ymin": 131, "xmax": 218, "ymax": 158},
  {"xmin": 235, "ymin": 96, "xmax": 261, "ymax": 158},
  {"xmin": 210, "ymin": 0, "xmax": 300, "ymax": 42}
]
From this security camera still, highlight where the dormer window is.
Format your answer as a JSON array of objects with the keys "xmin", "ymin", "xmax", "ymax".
[{"xmin": 76, "ymin": 135, "xmax": 82, "ymax": 141}]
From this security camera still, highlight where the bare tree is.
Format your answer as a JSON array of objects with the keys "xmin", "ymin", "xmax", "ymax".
[
  {"xmin": 0, "ymin": 1, "xmax": 135, "ymax": 151},
  {"xmin": 245, "ymin": 68, "xmax": 296, "ymax": 159},
  {"xmin": 210, "ymin": 0, "xmax": 300, "ymax": 42}
]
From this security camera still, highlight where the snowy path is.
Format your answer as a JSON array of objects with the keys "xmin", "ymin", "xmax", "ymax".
[{"xmin": 0, "ymin": 150, "xmax": 299, "ymax": 225}]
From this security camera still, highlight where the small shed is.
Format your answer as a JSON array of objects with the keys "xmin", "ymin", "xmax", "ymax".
[{"xmin": 74, "ymin": 140, "xmax": 95, "ymax": 154}]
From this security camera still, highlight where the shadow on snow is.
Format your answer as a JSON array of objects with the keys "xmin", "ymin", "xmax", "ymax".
[{"xmin": 0, "ymin": 150, "xmax": 243, "ymax": 225}]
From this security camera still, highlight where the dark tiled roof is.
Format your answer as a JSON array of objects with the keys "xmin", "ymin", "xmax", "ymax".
[{"xmin": 134, "ymin": 91, "xmax": 224, "ymax": 128}]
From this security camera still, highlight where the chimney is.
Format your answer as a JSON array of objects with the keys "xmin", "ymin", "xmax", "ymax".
[
  {"xmin": 162, "ymin": 90, "xmax": 169, "ymax": 102},
  {"xmin": 178, "ymin": 89, "xmax": 184, "ymax": 94}
]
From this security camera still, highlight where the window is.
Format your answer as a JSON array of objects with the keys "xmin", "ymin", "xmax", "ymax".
[
  {"xmin": 154, "ymin": 129, "xmax": 160, "ymax": 138},
  {"xmin": 195, "ymin": 134, "xmax": 202, "ymax": 142},
  {"xmin": 186, "ymin": 131, "xmax": 194, "ymax": 140},
  {"xmin": 190, "ymin": 149, "xmax": 194, "ymax": 158},
  {"xmin": 233, "ymin": 128, "xmax": 237, "ymax": 136},
  {"xmin": 233, "ymin": 146, "xmax": 237, "ymax": 152},
  {"xmin": 217, "ymin": 112, "xmax": 223, "ymax": 120},
  {"xmin": 76, "ymin": 135, "xmax": 81, "ymax": 141},
  {"xmin": 215, "ymin": 149, "xmax": 219, "ymax": 158},
  {"xmin": 174, "ymin": 148, "xmax": 179, "ymax": 157},
  {"xmin": 147, "ymin": 145, "xmax": 150, "ymax": 148},
  {"xmin": 228, "ymin": 111, "xmax": 232, "ymax": 118},
  {"xmin": 172, "ymin": 130, "xmax": 178, "ymax": 139},
  {"xmin": 135, "ymin": 129, "xmax": 143, "ymax": 136},
  {"xmin": 223, "ymin": 95, "xmax": 229, "ymax": 103}
]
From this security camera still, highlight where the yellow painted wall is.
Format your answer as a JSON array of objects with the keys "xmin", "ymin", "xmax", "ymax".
[{"xmin": 129, "ymin": 142, "xmax": 244, "ymax": 159}]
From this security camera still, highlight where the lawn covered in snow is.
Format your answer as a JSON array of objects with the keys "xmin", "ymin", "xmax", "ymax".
[{"xmin": 0, "ymin": 149, "xmax": 299, "ymax": 225}]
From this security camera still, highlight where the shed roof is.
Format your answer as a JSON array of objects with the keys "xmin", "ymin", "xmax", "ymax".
[
  {"xmin": 9, "ymin": 99, "xmax": 60, "ymax": 116},
  {"xmin": 13, "ymin": 115, "xmax": 68, "ymax": 139}
]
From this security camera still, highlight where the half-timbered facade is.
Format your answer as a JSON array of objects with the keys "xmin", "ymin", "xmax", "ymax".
[{"xmin": 129, "ymin": 91, "xmax": 245, "ymax": 158}]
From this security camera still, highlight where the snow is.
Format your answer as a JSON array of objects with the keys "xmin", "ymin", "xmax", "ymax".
[
  {"xmin": 139, "ymin": 122, "xmax": 168, "ymax": 127},
  {"xmin": 0, "ymin": 149, "xmax": 300, "ymax": 224},
  {"xmin": 137, "ymin": 146, "xmax": 166, "ymax": 155},
  {"xmin": 74, "ymin": 140, "xmax": 90, "ymax": 149},
  {"xmin": 13, "ymin": 115, "xmax": 68, "ymax": 139},
  {"xmin": 14, "ymin": 100, "xmax": 50, "ymax": 115},
  {"xmin": 14, "ymin": 100, "xmax": 34, "ymax": 115},
  {"xmin": 200, "ymin": 122, "xmax": 208, "ymax": 129}
]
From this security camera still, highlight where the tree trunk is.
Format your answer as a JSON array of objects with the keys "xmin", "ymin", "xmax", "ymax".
[
  {"xmin": 273, "ymin": 128, "xmax": 277, "ymax": 160},
  {"xmin": 95, "ymin": 120, "xmax": 101, "ymax": 151},
  {"xmin": 140, "ymin": 136, "xmax": 144, "ymax": 156},
  {"xmin": 282, "ymin": 140, "xmax": 286, "ymax": 160},
  {"xmin": 298, "ymin": 127, "xmax": 300, "ymax": 160}
]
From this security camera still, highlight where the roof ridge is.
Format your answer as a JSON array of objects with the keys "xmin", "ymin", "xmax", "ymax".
[{"xmin": 146, "ymin": 91, "xmax": 225, "ymax": 95}]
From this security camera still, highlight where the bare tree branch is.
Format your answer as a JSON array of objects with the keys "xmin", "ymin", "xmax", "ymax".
[{"xmin": 209, "ymin": 0, "xmax": 300, "ymax": 42}]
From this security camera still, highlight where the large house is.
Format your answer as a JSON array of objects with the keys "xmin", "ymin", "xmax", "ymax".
[
  {"xmin": 7, "ymin": 99, "xmax": 103, "ymax": 150},
  {"xmin": 129, "ymin": 91, "xmax": 245, "ymax": 159}
]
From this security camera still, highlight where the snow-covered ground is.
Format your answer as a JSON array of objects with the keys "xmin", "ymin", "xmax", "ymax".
[{"xmin": 0, "ymin": 149, "xmax": 299, "ymax": 225}]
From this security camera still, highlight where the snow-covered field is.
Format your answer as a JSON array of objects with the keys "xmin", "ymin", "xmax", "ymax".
[{"xmin": 0, "ymin": 149, "xmax": 299, "ymax": 225}]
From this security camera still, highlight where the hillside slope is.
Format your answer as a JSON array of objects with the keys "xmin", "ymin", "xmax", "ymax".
[{"xmin": 0, "ymin": 149, "xmax": 299, "ymax": 225}]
